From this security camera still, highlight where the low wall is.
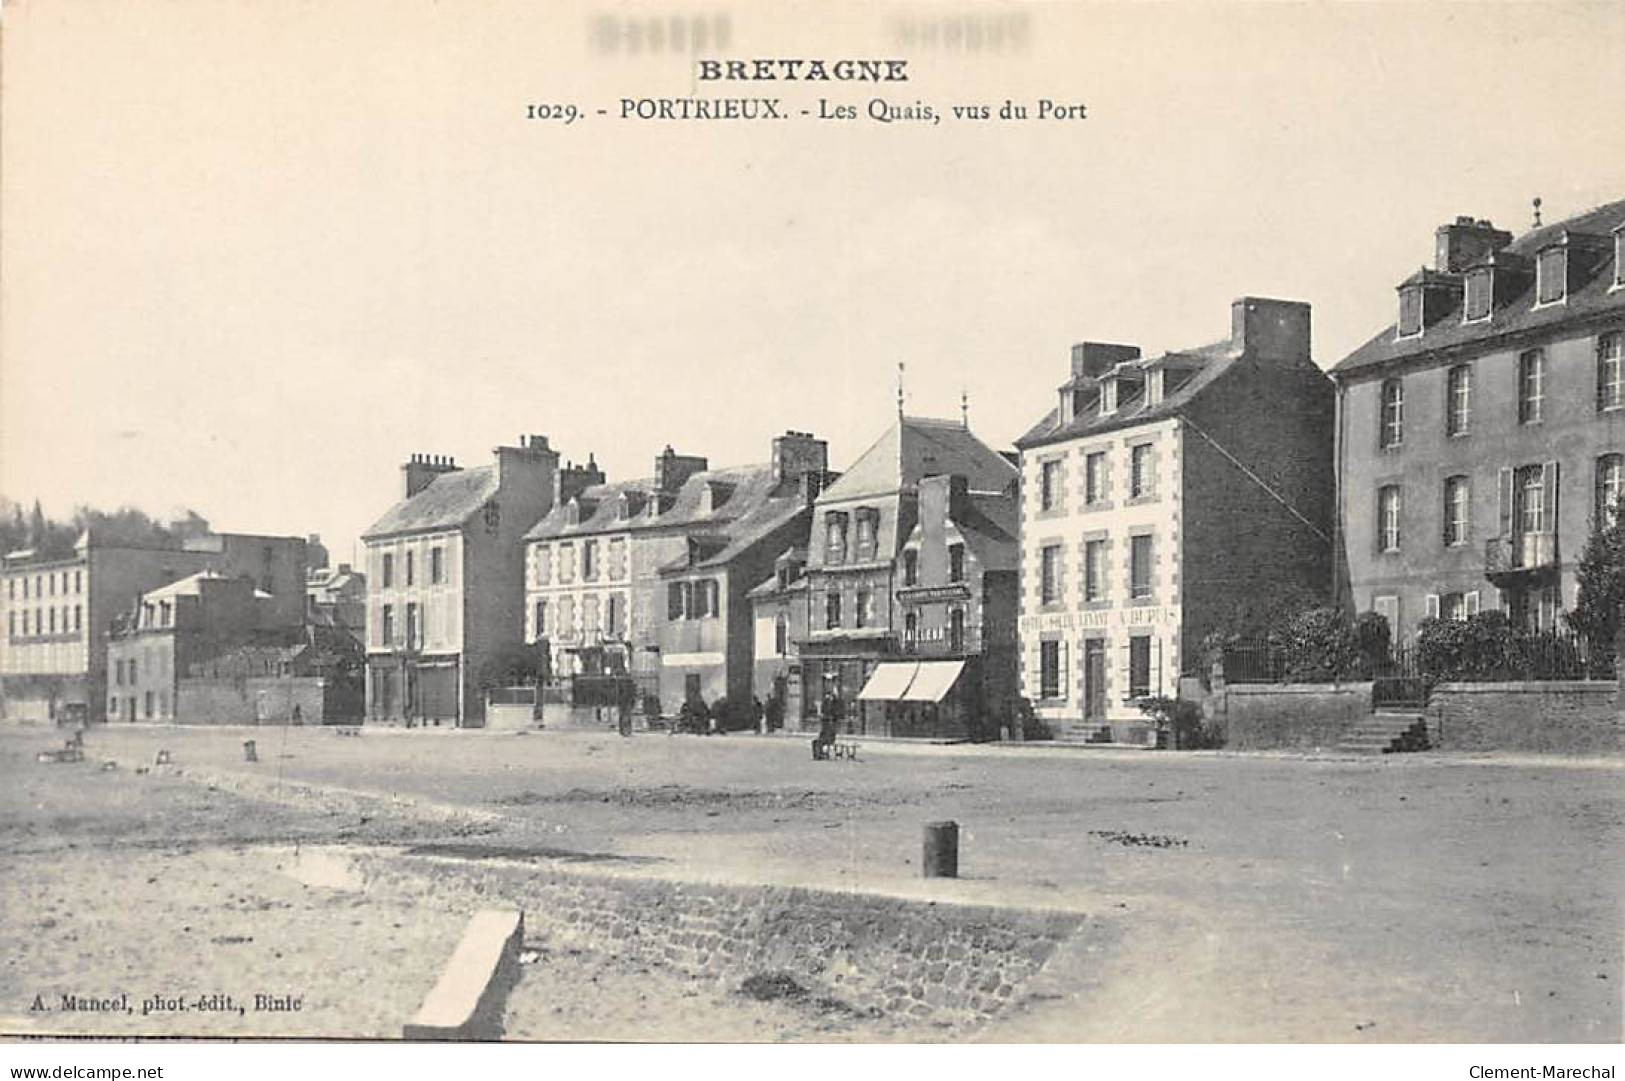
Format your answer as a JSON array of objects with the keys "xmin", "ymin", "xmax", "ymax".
[
  {"xmin": 176, "ymin": 677, "xmax": 329, "ymax": 725},
  {"xmin": 357, "ymin": 854, "xmax": 1084, "ymax": 1028},
  {"xmin": 1210, "ymin": 682, "xmax": 1372, "ymax": 751},
  {"xmin": 1426, "ymin": 682, "xmax": 1622, "ymax": 753}
]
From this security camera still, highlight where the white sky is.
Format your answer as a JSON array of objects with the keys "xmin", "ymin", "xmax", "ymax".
[{"xmin": 4, "ymin": 0, "xmax": 1624, "ymax": 563}]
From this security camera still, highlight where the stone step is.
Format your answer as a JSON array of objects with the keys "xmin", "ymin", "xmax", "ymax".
[{"xmin": 1338, "ymin": 713, "xmax": 1430, "ymax": 754}]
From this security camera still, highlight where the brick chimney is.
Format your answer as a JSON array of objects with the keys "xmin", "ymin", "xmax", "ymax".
[
  {"xmin": 655, "ymin": 446, "xmax": 709, "ymax": 494},
  {"xmin": 552, "ymin": 452, "xmax": 605, "ymax": 506},
  {"xmin": 772, "ymin": 431, "xmax": 828, "ymax": 486},
  {"xmin": 1070, "ymin": 342, "xmax": 1141, "ymax": 380},
  {"xmin": 1435, "ymin": 216, "xmax": 1512, "ymax": 273},
  {"xmin": 402, "ymin": 453, "xmax": 460, "ymax": 498},
  {"xmin": 1230, "ymin": 297, "xmax": 1311, "ymax": 365}
]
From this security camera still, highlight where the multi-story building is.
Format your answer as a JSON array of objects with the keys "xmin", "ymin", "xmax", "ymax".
[
  {"xmin": 1, "ymin": 529, "xmax": 307, "ymax": 724},
  {"xmin": 746, "ymin": 546, "xmax": 810, "ymax": 725},
  {"xmin": 1331, "ymin": 200, "xmax": 1625, "ymax": 640},
  {"xmin": 105, "ymin": 571, "xmax": 275, "ymax": 722},
  {"xmin": 361, "ymin": 435, "xmax": 584, "ymax": 726},
  {"xmin": 1014, "ymin": 298, "xmax": 1335, "ymax": 739},
  {"xmin": 522, "ymin": 433, "xmax": 830, "ymax": 715},
  {"xmin": 306, "ymin": 562, "xmax": 367, "ymax": 633},
  {"xmin": 797, "ymin": 415, "xmax": 1019, "ymax": 738}
]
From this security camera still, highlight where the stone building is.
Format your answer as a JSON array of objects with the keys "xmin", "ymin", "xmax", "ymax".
[
  {"xmin": 306, "ymin": 562, "xmax": 366, "ymax": 634},
  {"xmin": 1013, "ymin": 298, "xmax": 1335, "ymax": 741},
  {"xmin": 361, "ymin": 436, "xmax": 584, "ymax": 726},
  {"xmin": 1, "ymin": 529, "xmax": 307, "ymax": 724},
  {"xmin": 1332, "ymin": 199, "xmax": 1625, "ymax": 640},
  {"xmin": 522, "ymin": 433, "xmax": 830, "ymax": 717},
  {"xmin": 797, "ymin": 415, "xmax": 1019, "ymax": 738}
]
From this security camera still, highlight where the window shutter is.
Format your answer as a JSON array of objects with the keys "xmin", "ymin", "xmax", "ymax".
[
  {"xmin": 1152, "ymin": 637, "xmax": 1164, "ymax": 696},
  {"xmin": 1025, "ymin": 641, "xmax": 1041, "ymax": 700},
  {"xmin": 1542, "ymin": 460, "xmax": 1560, "ymax": 532},
  {"xmin": 1060, "ymin": 640, "xmax": 1070, "ymax": 701},
  {"xmin": 1118, "ymin": 641, "xmax": 1132, "ymax": 702},
  {"xmin": 1425, "ymin": 594, "xmax": 1440, "ymax": 620},
  {"xmin": 1497, "ymin": 467, "xmax": 1514, "ymax": 538},
  {"xmin": 1465, "ymin": 591, "xmax": 1480, "ymax": 617}
]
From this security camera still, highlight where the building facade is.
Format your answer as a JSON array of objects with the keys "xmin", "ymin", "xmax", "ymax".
[
  {"xmin": 1332, "ymin": 201, "xmax": 1625, "ymax": 641},
  {"xmin": 306, "ymin": 562, "xmax": 366, "ymax": 633},
  {"xmin": 797, "ymin": 415, "xmax": 1020, "ymax": 738},
  {"xmin": 1, "ymin": 530, "xmax": 307, "ymax": 724},
  {"xmin": 362, "ymin": 436, "xmax": 582, "ymax": 726},
  {"xmin": 1014, "ymin": 298, "xmax": 1335, "ymax": 740},
  {"xmin": 523, "ymin": 433, "xmax": 830, "ymax": 717}
]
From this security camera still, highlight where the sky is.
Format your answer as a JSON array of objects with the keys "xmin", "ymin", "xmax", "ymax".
[{"xmin": 4, "ymin": 0, "xmax": 1624, "ymax": 565}]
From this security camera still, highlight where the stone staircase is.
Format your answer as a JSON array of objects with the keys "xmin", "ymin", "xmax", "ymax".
[{"xmin": 1337, "ymin": 711, "xmax": 1431, "ymax": 754}]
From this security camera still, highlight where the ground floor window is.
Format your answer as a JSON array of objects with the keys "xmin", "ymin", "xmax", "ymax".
[
  {"xmin": 1128, "ymin": 635, "xmax": 1152, "ymax": 699},
  {"xmin": 1039, "ymin": 639, "xmax": 1064, "ymax": 700}
]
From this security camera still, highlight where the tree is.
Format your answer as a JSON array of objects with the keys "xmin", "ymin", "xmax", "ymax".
[
  {"xmin": 1567, "ymin": 495, "xmax": 1625, "ymax": 663},
  {"xmin": 475, "ymin": 641, "xmax": 551, "ymax": 691}
]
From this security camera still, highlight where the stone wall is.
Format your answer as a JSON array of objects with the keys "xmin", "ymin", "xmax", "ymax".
[
  {"xmin": 175, "ymin": 677, "xmax": 329, "ymax": 724},
  {"xmin": 358, "ymin": 853, "xmax": 1084, "ymax": 1028},
  {"xmin": 1426, "ymin": 681, "xmax": 1621, "ymax": 753},
  {"xmin": 1209, "ymin": 682, "xmax": 1372, "ymax": 751}
]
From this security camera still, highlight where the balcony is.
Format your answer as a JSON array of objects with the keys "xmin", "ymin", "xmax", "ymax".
[{"xmin": 1484, "ymin": 533, "xmax": 1558, "ymax": 584}]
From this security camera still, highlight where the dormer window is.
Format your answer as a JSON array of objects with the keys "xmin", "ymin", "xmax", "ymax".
[
  {"xmin": 566, "ymin": 500, "xmax": 582, "ymax": 527},
  {"xmin": 1615, "ymin": 228, "xmax": 1624, "ymax": 289},
  {"xmin": 1099, "ymin": 377, "xmax": 1119, "ymax": 416},
  {"xmin": 854, "ymin": 508, "xmax": 879, "ymax": 561},
  {"xmin": 703, "ymin": 481, "xmax": 734, "ymax": 513},
  {"xmin": 1537, "ymin": 247, "xmax": 1567, "ymax": 305},
  {"xmin": 1397, "ymin": 287, "xmax": 1423, "ymax": 337},
  {"xmin": 825, "ymin": 512, "xmax": 849, "ymax": 564},
  {"xmin": 1463, "ymin": 268, "xmax": 1493, "ymax": 322}
]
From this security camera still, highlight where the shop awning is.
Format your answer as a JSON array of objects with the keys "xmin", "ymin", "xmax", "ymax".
[
  {"xmin": 898, "ymin": 660, "xmax": 966, "ymax": 703},
  {"xmin": 857, "ymin": 662, "xmax": 921, "ymax": 701}
]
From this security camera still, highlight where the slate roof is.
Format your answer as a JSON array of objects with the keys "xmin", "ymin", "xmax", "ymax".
[
  {"xmin": 1014, "ymin": 340, "xmax": 1237, "ymax": 452},
  {"xmin": 525, "ymin": 463, "xmax": 807, "ymax": 544},
  {"xmin": 815, "ymin": 416, "xmax": 1018, "ymax": 503},
  {"xmin": 1333, "ymin": 198, "xmax": 1625, "ymax": 379},
  {"xmin": 362, "ymin": 466, "xmax": 499, "ymax": 540}
]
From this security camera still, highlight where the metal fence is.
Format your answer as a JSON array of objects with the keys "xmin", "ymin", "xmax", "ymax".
[{"xmin": 1220, "ymin": 628, "xmax": 1615, "ymax": 687}]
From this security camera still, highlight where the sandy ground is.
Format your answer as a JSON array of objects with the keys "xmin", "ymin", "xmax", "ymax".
[{"xmin": 1, "ymin": 724, "xmax": 1620, "ymax": 1042}]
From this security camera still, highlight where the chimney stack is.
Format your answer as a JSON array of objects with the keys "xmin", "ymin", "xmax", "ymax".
[
  {"xmin": 1070, "ymin": 342, "xmax": 1141, "ymax": 380},
  {"xmin": 772, "ymin": 430, "xmax": 829, "ymax": 487},
  {"xmin": 402, "ymin": 452, "xmax": 461, "ymax": 498},
  {"xmin": 1230, "ymin": 297, "xmax": 1311, "ymax": 365},
  {"xmin": 1435, "ymin": 216, "xmax": 1512, "ymax": 274},
  {"xmin": 655, "ymin": 446, "xmax": 709, "ymax": 494},
  {"xmin": 553, "ymin": 452, "xmax": 606, "ymax": 506}
]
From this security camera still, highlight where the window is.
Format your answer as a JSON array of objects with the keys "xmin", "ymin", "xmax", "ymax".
[
  {"xmin": 1443, "ymin": 476, "xmax": 1470, "ymax": 547},
  {"xmin": 948, "ymin": 543, "xmax": 965, "ymax": 583},
  {"xmin": 381, "ymin": 604, "xmax": 394, "ymax": 645},
  {"xmin": 21, "ymin": 610, "xmax": 29, "ymax": 636},
  {"xmin": 405, "ymin": 602, "xmax": 419, "ymax": 647},
  {"xmin": 1600, "ymin": 333, "xmax": 1623, "ymax": 412},
  {"xmin": 74, "ymin": 570, "xmax": 81, "ymax": 593},
  {"xmin": 606, "ymin": 594, "xmax": 623, "ymax": 637},
  {"xmin": 6, "ymin": 612, "xmax": 11, "ymax": 638},
  {"xmin": 1398, "ymin": 287, "xmax": 1422, "ymax": 336},
  {"xmin": 381, "ymin": 554, "xmax": 394, "ymax": 589},
  {"xmin": 1515, "ymin": 465, "xmax": 1546, "ymax": 535},
  {"xmin": 825, "ymin": 514, "xmax": 848, "ymax": 563},
  {"xmin": 430, "ymin": 547, "xmax": 444, "ymax": 584},
  {"xmin": 1128, "ymin": 636, "xmax": 1152, "ymax": 699},
  {"xmin": 949, "ymin": 607, "xmax": 965, "ymax": 652},
  {"xmin": 903, "ymin": 611, "xmax": 918, "ymax": 642},
  {"xmin": 534, "ymin": 599, "xmax": 548, "ymax": 639},
  {"xmin": 144, "ymin": 692, "xmax": 154, "ymax": 719},
  {"xmin": 609, "ymin": 538, "xmax": 627, "ymax": 580},
  {"xmin": 854, "ymin": 510, "xmax": 878, "ymax": 560},
  {"xmin": 48, "ymin": 608, "xmax": 55, "ymax": 634},
  {"xmin": 1129, "ymin": 444, "xmax": 1153, "ymax": 498},
  {"xmin": 1537, "ymin": 247, "xmax": 1566, "ymax": 304},
  {"xmin": 668, "ymin": 582, "xmax": 686, "ymax": 620},
  {"xmin": 1435, "ymin": 591, "xmax": 1479, "ymax": 623},
  {"xmin": 1039, "ymin": 545, "xmax": 1062, "ymax": 605},
  {"xmin": 534, "ymin": 546, "xmax": 552, "ymax": 585},
  {"xmin": 582, "ymin": 541, "xmax": 597, "ymax": 580},
  {"xmin": 1378, "ymin": 486, "xmax": 1401, "ymax": 552},
  {"xmin": 1085, "ymin": 452, "xmax": 1106, "ymax": 505},
  {"xmin": 1379, "ymin": 378, "xmax": 1404, "ymax": 447},
  {"xmin": 73, "ymin": 605, "xmax": 81, "ymax": 632},
  {"xmin": 559, "ymin": 544, "xmax": 576, "ymax": 583},
  {"xmin": 405, "ymin": 551, "xmax": 414, "ymax": 587},
  {"xmin": 825, "ymin": 592, "xmax": 842, "ymax": 630},
  {"xmin": 1518, "ymin": 350, "xmax": 1545, "ymax": 424},
  {"xmin": 774, "ymin": 613, "xmax": 787, "ymax": 655},
  {"xmin": 902, "ymin": 549, "xmax": 918, "ymax": 586},
  {"xmin": 559, "ymin": 596, "xmax": 576, "ymax": 636},
  {"xmin": 1039, "ymin": 640, "xmax": 1062, "ymax": 700},
  {"xmin": 855, "ymin": 590, "xmax": 872, "ymax": 629},
  {"xmin": 1464, "ymin": 268, "xmax": 1492, "ymax": 321},
  {"xmin": 1130, "ymin": 535, "xmax": 1153, "ymax": 599},
  {"xmin": 582, "ymin": 595, "xmax": 599, "ymax": 634},
  {"xmin": 1446, "ymin": 364, "xmax": 1472, "ymax": 436},
  {"xmin": 1084, "ymin": 540, "xmax": 1105, "ymax": 602},
  {"xmin": 1597, "ymin": 454, "xmax": 1623, "ymax": 527},
  {"xmin": 1039, "ymin": 459, "xmax": 1062, "ymax": 512}
]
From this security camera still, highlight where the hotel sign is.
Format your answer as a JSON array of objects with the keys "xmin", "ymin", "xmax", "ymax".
[{"xmin": 1019, "ymin": 606, "xmax": 1175, "ymax": 633}]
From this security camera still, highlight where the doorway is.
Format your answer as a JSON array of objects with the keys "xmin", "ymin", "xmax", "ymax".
[{"xmin": 1083, "ymin": 639, "xmax": 1106, "ymax": 719}]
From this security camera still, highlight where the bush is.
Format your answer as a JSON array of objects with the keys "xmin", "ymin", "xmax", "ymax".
[
  {"xmin": 1135, "ymin": 695, "xmax": 1222, "ymax": 750},
  {"xmin": 1414, "ymin": 610, "xmax": 1599, "ymax": 681},
  {"xmin": 1567, "ymin": 493, "xmax": 1625, "ymax": 668},
  {"xmin": 1271, "ymin": 607, "xmax": 1362, "ymax": 682},
  {"xmin": 1353, "ymin": 611, "xmax": 1391, "ymax": 676}
]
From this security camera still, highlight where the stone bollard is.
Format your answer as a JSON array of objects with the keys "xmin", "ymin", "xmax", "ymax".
[
  {"xmin": 243, "ymin": 739, "xmax": 258, "ymax": 763},
  {"xmin": 923, "ymin": 820, "xmax": 959, "ymax": 879}
]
